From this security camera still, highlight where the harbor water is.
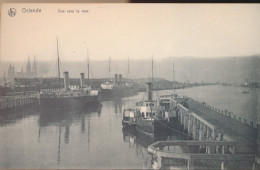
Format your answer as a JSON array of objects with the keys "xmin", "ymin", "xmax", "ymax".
[{"xmin": 0, "ymin": 85, "xmax": 259, "ymax": 169}]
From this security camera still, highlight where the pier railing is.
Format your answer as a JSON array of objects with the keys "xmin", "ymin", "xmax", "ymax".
[
  {"xmin": 174, "ymin": 96, "xmax": 257, "ymax": 142},
  {"xmin": 182, "ymin": 96, "xmax": 258, "ymax": 129}
]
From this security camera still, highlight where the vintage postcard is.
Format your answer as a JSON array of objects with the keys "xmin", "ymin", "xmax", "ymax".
[{"xmin": 0, "ymin": 3, "xmax": 260, "ymax": 169}]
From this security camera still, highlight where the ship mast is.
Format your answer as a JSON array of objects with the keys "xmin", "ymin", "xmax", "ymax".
[
  {"xmin": 57, "ymin": 38, "xmax": 61, "ymax": 88},
  {"xmin": 87, "ymin": 49, "xmax": 90, "ymax": 81},
  {"xmin": 173, "ymin": 62, "xmax": 175, "ymax": 95},
  {"xmin": 151, "ymin": 56, "xmax": 154, "ymax": 85},
  {"xmin": 109, "ymin": 57, "xmax": 111, "ymax": 78},
  {"xmin": 151, "ymin": 57, "xmax": 153, "ymax": 114},
  {"xmin": 127, "ymin": 57, "xmax": 129, "ymax": 79}
]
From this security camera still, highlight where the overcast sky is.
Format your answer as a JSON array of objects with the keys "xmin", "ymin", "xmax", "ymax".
[{"xmin": 1, "ymin": 3, "xmax": 260, "ymax": 62}]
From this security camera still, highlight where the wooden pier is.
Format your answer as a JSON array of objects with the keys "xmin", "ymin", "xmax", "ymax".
[
  {"xmin": 175, "ymin": 97, "xmax": 257, "ymax": 142},
  {"xmin": 148, "ymin": 140, "xmax": 256, "ymax": 170},
  {"xmin": 148, "ymin": 96, "xmax": 259, "ymax": 169},
  {"xmin": 0, "ymin": 91, "xmax": 40, "ymax": 113}
]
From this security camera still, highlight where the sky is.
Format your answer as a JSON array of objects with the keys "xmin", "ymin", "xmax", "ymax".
[{"xmin": 1, "ymin": 3, "xmax": 260, "ymax": 62}]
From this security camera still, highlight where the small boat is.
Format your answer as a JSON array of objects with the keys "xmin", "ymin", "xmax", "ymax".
[
  {"xmin": 122, "ymin": 108, "xmax": 137, "ymax": 127},
  {"xmin": 242, "ymin": 91, "xmax": 249, "ymax": 94}
]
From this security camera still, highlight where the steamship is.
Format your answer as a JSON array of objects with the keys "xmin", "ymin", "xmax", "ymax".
[
  {"xmin": 100, "ymin": 73, "xmax": 137, "ymax": 100},
  {"xmin": 122, "ymin": 59, "xmax": 177, "ymax": 137},
  {"xmin": 39, "ymin": 39, "xmax": 99, "ymax": 108},
  {"xmin": 123, "ymin": 82, "xmax": 171, "ymax": 137},
  {"xmin": 136, "ymin": 82, "xmax": 173, "ymax": 137},
  {"xmin": 40, "ymin": 72, "xmax": 99, "ymax": 108}
]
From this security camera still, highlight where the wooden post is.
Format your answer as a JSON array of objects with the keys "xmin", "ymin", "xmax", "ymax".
[
  {"xmin": 181, "ymin": 111, "xmax": 183, "ymax": 125},
  {"xmin": 193, "ymin": 118, "xmax": 197, "ymax": 140},
  {"xmin": 157, "ymin": 156, "xmax": 162, "ymax": 169},
  {"xmin": 188, "ymin": 115, "xmax": 191, "ymax": 135},
  {"xmin": 187, "ymin": 159, "xmax": 191, "ymax": 170},
  {"xmin": 221, "ymin": 160, "xmax": 226, "ymax": 170},
  {"xmin": 197, "ymin": 120, "xmax": 200, "ymax": 141},
  {"xmin": 199, "ymin": 122, "xmax": 203, "ymax": 141}
]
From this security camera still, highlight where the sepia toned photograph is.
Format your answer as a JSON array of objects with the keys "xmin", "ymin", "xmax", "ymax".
[{"xmin": 0, "ymin": 3, "xmax": 260, "ymax": 169}]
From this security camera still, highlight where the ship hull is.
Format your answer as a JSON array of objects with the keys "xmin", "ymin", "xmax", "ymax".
[
  {"xmin": 136, "ymin": 118, "xmax": 170, "ymax": 137},
  {"xmin": 100, "ymin": 88, "xmax": 137, "ymax": 100},
  {"xmin": 40, "ymin": 95, "xmax": 99, "ymax": 109}
]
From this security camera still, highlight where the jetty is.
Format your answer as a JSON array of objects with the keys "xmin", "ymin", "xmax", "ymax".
[
  {"xmin": 148, "ymin": 95, "xmax": 259, "ymax": 169},
  {"xmin": 0, "ymin": 91, "xmax": 40, "ymax": 113}
]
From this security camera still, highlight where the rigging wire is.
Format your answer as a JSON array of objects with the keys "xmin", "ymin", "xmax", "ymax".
[{"xmin": 88, "ymin": 59, "xmax": 94, "ymax": 79}]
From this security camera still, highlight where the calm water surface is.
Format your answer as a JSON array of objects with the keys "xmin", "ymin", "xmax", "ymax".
[{"xmin": 0, "ymin": 85, "xmax": 259, "ymax": 169}]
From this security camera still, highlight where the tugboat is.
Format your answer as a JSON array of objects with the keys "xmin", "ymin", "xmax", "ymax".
[
  {"xmin": 122, "ymin": 59, "xmax": 176, "ymax": 137},
  {"xmin": 135, "ymin": 82, "xmax": 170, "ymax": 137}
]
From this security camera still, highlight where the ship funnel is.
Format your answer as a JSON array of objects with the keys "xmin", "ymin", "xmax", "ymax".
[
  {"xmin": 80, "ymin": 73, "xmax": 85, "ymax": 88},
  {"xmin": 64, "ymin": 71, "xmax": 70, "ymax": 90},
  {"xmin": 146, "ymin": 82, "xmax": 152, "ymax": 101},
  {"xmin": 119, "ymin": 74, "xmax": 122, "ymax": 85},
  {"xmin": 114, "ymin": 74, "xmax": 118, "ymax": 85}
]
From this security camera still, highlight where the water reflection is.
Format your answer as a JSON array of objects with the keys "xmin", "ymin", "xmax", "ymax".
[
  {"xmin": 0, "ymin": 106, "xmax": 39, "ymax": 127},
  {"xmin": 122, "ymin": 126, "xmax": 154, "ymax": 169},
  {"xmin": 37, "ymin": 104, "xmax": 102, "ymax": 168},
  {"xmin": 122, "ymin": 125, "xmax": 176, "ymax": 169},
  {"xmin": 38, "ymin": 104, "xmax": 102, "ymax": 127},
  {"xmin": 114, "ymin": 99, "xmax": 123, "ymax": 115}
]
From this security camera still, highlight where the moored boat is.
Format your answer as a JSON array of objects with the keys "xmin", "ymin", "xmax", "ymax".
[
  {"xmin": 40, "ymin": 72, "xmax": 99, "ymax": 108},
  {"xmin": 39, "ymin": 39, "xmax": 99, "ymax": 109},
  {"xmin": 135, "ymin": 82, "xmax": 171, "ymax": 137},
  {"xmin": 100, "ymin": 74, "xmax": 137, "ymax": 100},
  {"xmin": 100, "ymin": 57, "xmax": 137, "ymax": 100},
  {"xmin": 122, "ymin": 82, "xmax": 174, "ymax": 137},
  {"xmin": 122, "ymin": 58, "xmax": 177, "ymax": 137}
]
